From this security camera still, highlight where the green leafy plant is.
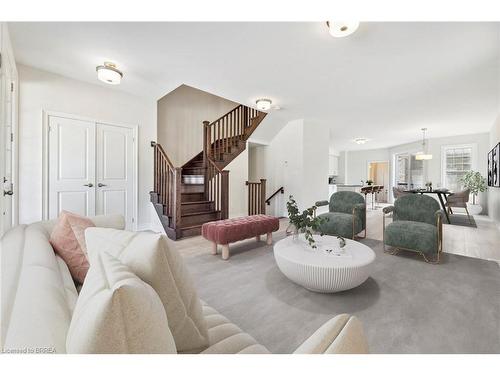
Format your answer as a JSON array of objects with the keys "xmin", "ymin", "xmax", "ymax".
[
  {"xmin": 286, "ymin": 195, "xmax": 328, "ymax": 249},
  {"xmin": 365, "ymin": 180, "xmax": 374, "ymax": 186},
  {"xmin": 460, "ymin": 171, "xmax": 486, "ymax": 204}
]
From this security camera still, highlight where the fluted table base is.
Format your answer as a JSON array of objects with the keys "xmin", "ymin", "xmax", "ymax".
[{"xmin": 273, "ymin": 235, "xmax": 376, "ymax": 293}]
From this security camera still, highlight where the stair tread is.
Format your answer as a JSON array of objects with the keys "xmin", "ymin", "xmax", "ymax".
[
  {"xmin": 182, "ymin": 200, "xmax": 213, "ymax": 205},
  {"xmin": 181, "ymin": 209, "xmax": 220, "ymax": 217},
  {"xmin": 180, "ymin": 224, "xmax": 203, "ymax": 230}
]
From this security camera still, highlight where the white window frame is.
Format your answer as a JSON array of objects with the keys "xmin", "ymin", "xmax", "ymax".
[{"xmin": 440, "ymin": 143, "xmax": 477, "ymax": 190}]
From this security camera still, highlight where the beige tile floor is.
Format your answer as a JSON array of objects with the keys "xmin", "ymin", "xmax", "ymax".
[{"xmin": 167, "ymin": 207, "xmax": 500, "ymax": 264}]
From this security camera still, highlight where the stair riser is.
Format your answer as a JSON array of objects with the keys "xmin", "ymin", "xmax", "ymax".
[
  {"xmin": 181, "ymin": 226, "xmax": 201, "ymax": 237},
  {"xmin": 181, "ymin": 193, "xmax": 205, "ymax": 202},
  {"xmin": 183, "ymin": 169, "xmax": 205, "ymax": 176},
  {"xmin": 182, "ymin": 184, "xmax": 204, "ymax": 193},
  {"xmin": 181, "ymin": 212, "xmax": 220, "ymax": 226},
  {"xmin": 182, "ymin": 175, "xmax": 204, "ymax": 184},
  {"xmin": 182, "ymin": 202, "xmax": 215, "ymax": 214}
]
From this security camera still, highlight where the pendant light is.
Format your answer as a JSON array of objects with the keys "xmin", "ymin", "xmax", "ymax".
[{"xmin": 415, "ymin": 128, "xmax": 433, "ymax": 160}]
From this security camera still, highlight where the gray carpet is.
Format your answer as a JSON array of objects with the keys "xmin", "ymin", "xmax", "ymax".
[{"xmin": 184, "ymin": 233, "xmax": 500, "ymax": 354}]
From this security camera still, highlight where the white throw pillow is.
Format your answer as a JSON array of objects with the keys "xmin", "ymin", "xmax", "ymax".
[
  {"xmin": 84, "ymin": 228, "xmax": 209, "ymax": 352},
  {"xmin": 66, "ymin": 251, "xmax": 177, "ymax": 354}
]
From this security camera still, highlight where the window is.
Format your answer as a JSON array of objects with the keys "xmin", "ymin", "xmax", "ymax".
[{"xmin": 441, "ymin": 144, "xmax": 476, "ymax": 192}]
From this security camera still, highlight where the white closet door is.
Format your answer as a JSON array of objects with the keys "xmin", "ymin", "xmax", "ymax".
[
  {"xmin": 1, "ymin": 58, "xmax": 14, "ymax": 233},
  {"xmin": 96, "ymin": 123, "xmax": 134, "ymax": 229},
  {"xmin": 48, "ymin": 116, "xmax": 96, "ymax": 219}
]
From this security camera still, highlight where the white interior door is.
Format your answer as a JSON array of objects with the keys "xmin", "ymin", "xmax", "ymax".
[
  {"xmin": 1, "ymin": 51, "xmax": 14, "ymax": 234},
  {"xmin": 96, "ymin": 123, "xmax": 134, "ymax": 229},
  {"xmin": 48, "ymin": 116, "xmax": 96, "ymax": 219}
]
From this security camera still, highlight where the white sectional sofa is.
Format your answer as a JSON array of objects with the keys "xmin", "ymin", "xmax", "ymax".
[{"xmin": 1, "ymin": 215, "xmax": 368, "ymax": 354}]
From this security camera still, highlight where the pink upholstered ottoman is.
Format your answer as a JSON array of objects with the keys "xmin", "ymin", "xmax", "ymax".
[{"xmin": 202, "ymin": 215, "xmax": 280, "ymax": 260}]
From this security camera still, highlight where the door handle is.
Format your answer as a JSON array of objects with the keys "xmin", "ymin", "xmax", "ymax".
[
  {"xmin": 3, "ymin": 190, "xmax": 13, "ymax": 196},
  {"xmin": 83, "ymin": 183, "xmax": 93, "ymax": 187},
  {"xmin": 98, "ymin": 183, "xmax": 107, "ymax": 187}
]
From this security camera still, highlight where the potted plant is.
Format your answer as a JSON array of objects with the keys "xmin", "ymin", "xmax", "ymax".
[
  {"xmin": 460, "ymin": 171, "xmax": 487, "ymax": 215},
  {"xmin": 286, "ymin": 196, "xmax": 328, "ymax": 249},
  {"xmin": 365, "ymin": 180, "xmax": 374, "ymax": 186}
]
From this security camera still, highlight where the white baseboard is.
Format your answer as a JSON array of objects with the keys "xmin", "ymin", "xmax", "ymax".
[{"xmin": 136, "ymin": 223, "xmax": 153, "ymax": 232}]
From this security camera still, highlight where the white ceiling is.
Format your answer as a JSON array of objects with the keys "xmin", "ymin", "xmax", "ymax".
[{"xmin": 8, "ymin": 22, "xmax": 500, "ymax": 150}]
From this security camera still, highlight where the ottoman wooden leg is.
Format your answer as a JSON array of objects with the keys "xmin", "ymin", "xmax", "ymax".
[
  {"xmin": 222, "ymin": 244, "xmax": 230, "ymax": 260},
  {"xmin": 255, "ymin": 235, "xmax": 261, "ymax": 242},
  {"xmin": 266, "ymin": 232, "xmax": 273, "ymax": 245},
  {"xmin": 211, "ymin": 242, "xmax": 218, "ymax": 255}
]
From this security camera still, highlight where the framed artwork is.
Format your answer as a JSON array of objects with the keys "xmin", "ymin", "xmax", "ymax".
[
  {"xmin": 494, "ymin": 143, "xmax": 500, "ymax": 187},
  {"xmin": 488, "ymin": 150, "xmax": 493, "ymax": 187}
]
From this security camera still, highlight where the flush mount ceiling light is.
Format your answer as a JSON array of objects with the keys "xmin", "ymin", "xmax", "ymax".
[
  {"xmin": 354, "ymin": 138, "xmax": 369, "ymax": 145},
  {"xmin": 415, "ymin": 128, "xmax": 433, "ymax": 160},
  {"xmin": 96, "ymin": 62, "xmax": 123, "ymax": 85},
  {"xmin": 256, "ymin": 98, "xmax": 272, "ymax": 111},
  {"xmin": 326, "ymin": 21, "xmax": 360, "ymax": 38}
]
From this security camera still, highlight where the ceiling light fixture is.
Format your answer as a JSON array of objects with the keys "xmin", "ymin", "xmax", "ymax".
[
  {"xmin": 96, "ymin": 62, "xmax": 123, "ymax": 85},
  {"xmin": 354, "ymin": 138, "xmax": 369, "ymax": 145},
  {"xmin": 326, "ymin": 21, "xmax": 360, "ymax": 38},
  {"xmin": 256, "ymin": 98, "xmax": 272, "ymax": 111},
  {"xmin": 415, "ymin": 128, "xmax": 433, "ymax": 160}
]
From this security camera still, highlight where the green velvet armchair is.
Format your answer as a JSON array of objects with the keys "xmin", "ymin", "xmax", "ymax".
[
  {"xmin": 383, "ymin": 194, "xmax": 443, "ymax": 264},
  {"xmin": 315, "ymin": 191, "xmax": 366, "ymax": 239}
]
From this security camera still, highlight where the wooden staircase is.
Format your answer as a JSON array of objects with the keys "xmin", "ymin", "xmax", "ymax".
[{"xmin": 151, "ymin": 104, "xmax": 267, "ymax": 240}]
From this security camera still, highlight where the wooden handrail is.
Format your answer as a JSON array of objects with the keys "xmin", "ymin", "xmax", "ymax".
[
  {"xmin": 208, "ymin": 104, "xmax": 243, "ymax": 127},
  {"xmin": 205, "ymin": 154, "xmax": 229, "ymax": 220},
  {"xmin": 246, "ymin": 179, "xmax": 266, "ymax": 215},
  {"xmin": 151, "ymin": 141, "xmax": 181, "ymax": 229},
  {"xmin": 204, "ymin": 105, "xmax": 265, "ymax": 161},
  {"xmin": 206, "ymin": 155, "xmax": 224, "ymax": 173},
  {"xmin": 265, "ymin": 186, "xmax": 284, "ymax": 205},
  {"xmin": 151, "ymin": 141, "xmax": 175, "ymax": 170}
]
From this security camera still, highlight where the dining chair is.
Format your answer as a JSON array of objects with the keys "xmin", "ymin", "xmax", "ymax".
[
  {"xmin": 392, "ymin": 186, "xmax": 410, "ymax": 200},
  {"xmin": 445, "ymin": 189, "xmax": 472, "ymax": 224}
]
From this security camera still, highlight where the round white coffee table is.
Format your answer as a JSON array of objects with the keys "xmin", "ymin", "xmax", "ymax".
[{"xmin": 273, "ymin": 234, "xmax": 375, "ymax": 293}]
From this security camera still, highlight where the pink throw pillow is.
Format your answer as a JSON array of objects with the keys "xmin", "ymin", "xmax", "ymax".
[{"xmin": 49, "ymin": 211, "xmax": 95, "ymax": 283}]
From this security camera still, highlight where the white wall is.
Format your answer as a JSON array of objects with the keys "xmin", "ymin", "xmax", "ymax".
[
  {"xmin": 488, "ymin": 115, "xmax": 500, "ymax": 226},
  {"xmin": 257, "ymin": 119, "xmax": 329, "ymax": 217},
  {"xmin": 17, "ymin": 65, "xmax": 156, "ymax": 229},
  {"xmin": 302, "ymin": 120, "xmax": 329, "ymax": 208},
  {"xmin": 226, "ymin": 147, "xmax": 248, "ymax": 218},
  {"xmin": 343, "ymin": 148, "xmax": 391, "ymax": 185},
  {"xmin": 248, "ymin": 143, "xmax": 267, "ymax": 182}
]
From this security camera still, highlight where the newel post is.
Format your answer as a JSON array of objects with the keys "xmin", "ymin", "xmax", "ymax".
[
  {"xmin": 172, "ymin": 167, "xmax": 182, "ymax": 234},
  {"xmin": 221, "ymin": 170, "xmax": 230, "ymax": 220},
  {"xmin": 203, "ymin": 121, "xmax": 211, "ymax": 161},
  {"xmin": 260, "ymin": 179, "xmax": 266, "ymax": 214},
  {"xmin": 203, "ymin": 121, "xmax": 210, "ymax": 198}
]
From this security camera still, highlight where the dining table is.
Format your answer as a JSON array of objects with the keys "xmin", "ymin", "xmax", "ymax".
[{"xmin": 407, "ymin": 188, "xmax": 452, "ymax": 224}]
